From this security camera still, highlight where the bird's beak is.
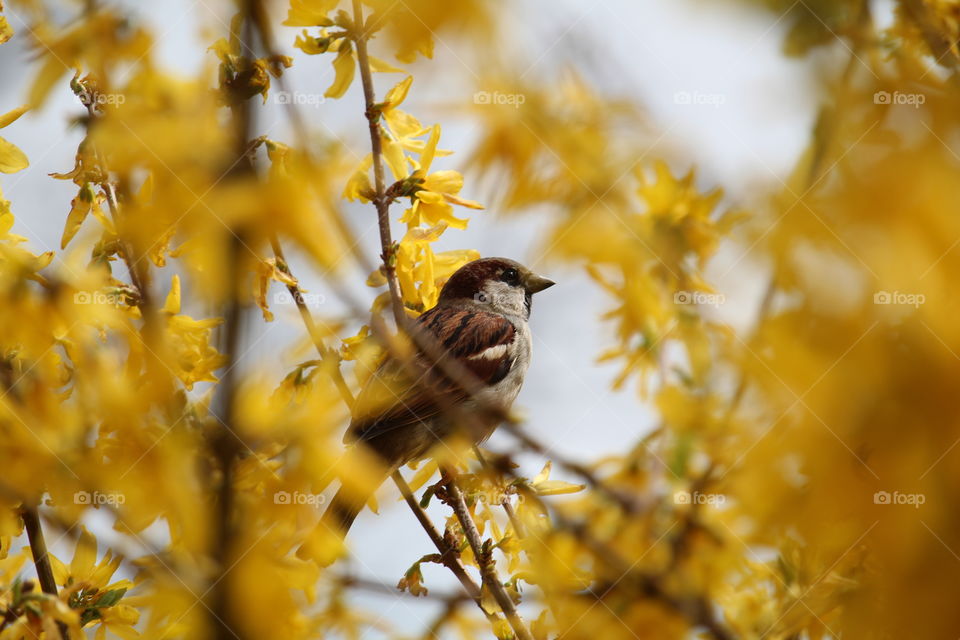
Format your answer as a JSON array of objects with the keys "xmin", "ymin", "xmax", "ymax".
[{"xmin": 524, "ymin": 273, "xmax": 556, "ymax": 294}]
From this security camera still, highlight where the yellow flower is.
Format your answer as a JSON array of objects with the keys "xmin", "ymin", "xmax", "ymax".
[
  {"xmin": 283, "ymin": 0, "xmax": 337, "ymax": 27},
  {"xmin": 93, "ymin": 603, "xmax": 140, "ymax": 640},
  {"xmin": 394, "ymin": 223, "xmax": 479, "ymax": 310},
  {"xmin": 0, "ymin": 104, "xmax": 29, "ymax": 174},
  {"xmin": 401, "ymin": 125, "xmax": 483, "ymax": 230},
  {"xmin": 50, "ymin": 528, "xmax": 130, "ymax": 592},
  {"xmin": 530, "ymin": 461, "xmax": 585, "ymax": 496},
  {"xmin": 379, "ymin": 77, "xmax": 451, "ymax": 180},
  {"xmin": 161, "ymin": 275, "xmax": 227, "ymax": 389}
]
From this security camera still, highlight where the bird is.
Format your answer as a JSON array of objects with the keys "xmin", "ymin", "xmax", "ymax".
[{"xmin": 317, "ymin": 257, "xmax": 555, "ymax": 543}]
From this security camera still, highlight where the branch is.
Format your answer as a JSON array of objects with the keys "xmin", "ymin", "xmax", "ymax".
[
  {"xmin": 21, "ymin": 505, "xmax": 69, "ymax": 640},
  {"xmin": 269, "ymin": 236, "xmax": 355, "ymax": 409},
  {"xmin": 491, "ymin": 465, "xmax": 734, "ymax": 640},
  {"xmin": 21, "ymin": 506, "xmax": 59, "ymax": 597},
  {"xmin": 208, "ymin": 3, "xmax": 259, "ymax": 640},
  {"xmin": 442, "ymin": 472, "xmax": 534, "ymax": 640},
  {"xmin": 392, "ymin": 472, "xmax": 500, "ymax": 625},
  {"xmin": 351, "ymin": 0, "xmax": 406, "ymax": 327}
]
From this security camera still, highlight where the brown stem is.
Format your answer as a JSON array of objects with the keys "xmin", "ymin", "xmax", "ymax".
[
  {"xmin": 391, "ymin": 472, "xmax": 500, "ymax": 624},
  {"xmin": 351, "ymin": 0, "xmax": 406, "ymax": 327},
  {"xmin": 208, "ymin": 4, "xmax": 258, "ymax": 640},
  {"xmin": 21, "ymin": 505, "xmax": 69, "ymax": 640},
  {"xmin": 83, "ymin": 103, "xmax": 149, "ymax": 306},
  {"xmin": 21, "ymin": 506, "xmax": 58, "ymax": 597},
  {"xmin": 268, "ymin": 236, "xmax": 355, "ymax": 409},
  {"xmin": 443, "ymin": 472, "xmax": 534, "ymax": 640}
]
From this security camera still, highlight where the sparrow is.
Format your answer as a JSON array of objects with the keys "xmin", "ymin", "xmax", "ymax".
[{"xmin": 319, "ymin": 257, "xmax": 555, "ymax": 540}]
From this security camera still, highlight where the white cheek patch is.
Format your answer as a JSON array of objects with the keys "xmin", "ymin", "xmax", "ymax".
[
  {"xmin": 481, "ymin": 281, "xmax": 526, "ymax": 316},
  {"xmin": 469, "ymin": 344, "xmax": 509, "ymax": 360}
]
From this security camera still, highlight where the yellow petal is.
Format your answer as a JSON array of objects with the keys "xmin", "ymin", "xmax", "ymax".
[
  {"xmin": 402, "ymin": 222, "xmax": 448, "ymax": 244},
  {"xmin": 50, "ymin": 554, "xmax": 69, "ymax": 587},
  {"xmin": 406, "ymin": 460, "xmax": 439, "ymax": 492},
  {"xmin": 0, "ymin": 211, "xmax": 13, "ymax": 235},
  {"xmin": 324, "ymin": 45, "xmax": 356, "ymax": 99},
  {"xmin": 383, "ymin": 76, "xmax": 413, "ymax": 109},
  {"xmin": 0, "ymin": 136, "xmax": 28, "ymax": 173},
  {"xmin": 369, "ymin": 56, "xmax": 405, "ymax": 73},
  {"xmin": 419, "ymin": 201, "xmax": 468, "ymax": 229},
  {"xmin": 0, "ymin": 105, "xmax": 29, "ymax": 129},
  {"xmin": 0, "ymin": 15, "xmax": 12, "ymax": 45},
  {"xmin": 343, "ymin": 155, "xmax": 373, "ymax": 202},
  {"xmin": 534, "ymin": 480, "xmax": 586, "ymax": 496},
  {"xmin": 382, "ymin": 136, "xmax": 409, "ymax": 180},
  {"xmin": 283, "ymin": 0, "xmax": 336, "ymax": 26},
  {"xmin": 27, "ymin": 57, "xmax": 66, "ymax": 109},
  {"xmin": 70, "ymin": 527, "xmax": 97, "ymax": 582},
  {"xmin": 533, "ymin": 460, "xmax": 552, "ymax": 485},
  {"xmin": 60, "ymin": 187, "xmax": 93, "ymax": 249},
  {"xmin": 423, "ymin": 170, "xmax": 463, "ymax": 195},
  {"xmin": 162, "ymin": 275, "xmax": 182, "ymax": 314},
  {"xmin": 419, "ymin": 124, "xmax": 440, "ymax": 173},
  {"xmin": 294, "ymin": 30, "xmax": 329, "ymax": 55},
  {"xmin": 443, "ymin": 192, "xmax": 484, "ymax": 209}
]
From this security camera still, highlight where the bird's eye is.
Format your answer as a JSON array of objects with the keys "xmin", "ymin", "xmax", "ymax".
[{"xmin": 501, "ymin": 268, "xmax": 519, "ymax": 285}]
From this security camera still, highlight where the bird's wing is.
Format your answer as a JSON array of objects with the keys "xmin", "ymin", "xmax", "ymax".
[{"xmin": 346, "ymin": 307, "xmax": 517, "ymax": 446}]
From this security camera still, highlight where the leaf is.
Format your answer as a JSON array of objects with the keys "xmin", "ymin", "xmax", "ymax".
[
  {"xmin": 0, "ymin": 136, "xmax": 28, "ymax": 173},
  {"xmin": 93, "ymin": 587, "xmax": 127, "ymax": 607},
  {"xmin": 324, "ymin": 43, "xmax": 355, "ymax": 99}
]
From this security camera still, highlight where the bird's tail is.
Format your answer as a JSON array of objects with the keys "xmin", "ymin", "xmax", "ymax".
[
  {"xmin": 296, "ymin": 470, "xmax": 389, "ymax": 565},
  {"xmin": 321, "ymin": 483, "xmax": 369, "ymax": 538}
]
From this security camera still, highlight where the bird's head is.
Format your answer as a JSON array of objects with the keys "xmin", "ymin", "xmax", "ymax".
[{"xmin": 438, "ymin": 257, "xmax": 555, "ymax": 318}]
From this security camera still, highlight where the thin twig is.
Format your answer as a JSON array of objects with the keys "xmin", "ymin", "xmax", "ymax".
[
  {"xmin": 392, "ymin": 472, "xmax": 500, "ymax": 624},
  {"xmin": 442, "ymin": 473, "xmax": 534, "ymax": 640},
  {"xmin": 268, "ymin": 236, "xmax": 355, "ymax": 409},
  {"xmin": 347, "ymin": 8, "xmax": 525, "ymax": 631},
  {"xmin": 21, "ymin": 505, "xmax": 69, "ymax": 640},
  {"xmin": 21, "ymin": 506, "xmax": 59, "ymax": 597},
  {"xmin": 351, "ymin": 0, "xmax": 406, "ymax": 327}
]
